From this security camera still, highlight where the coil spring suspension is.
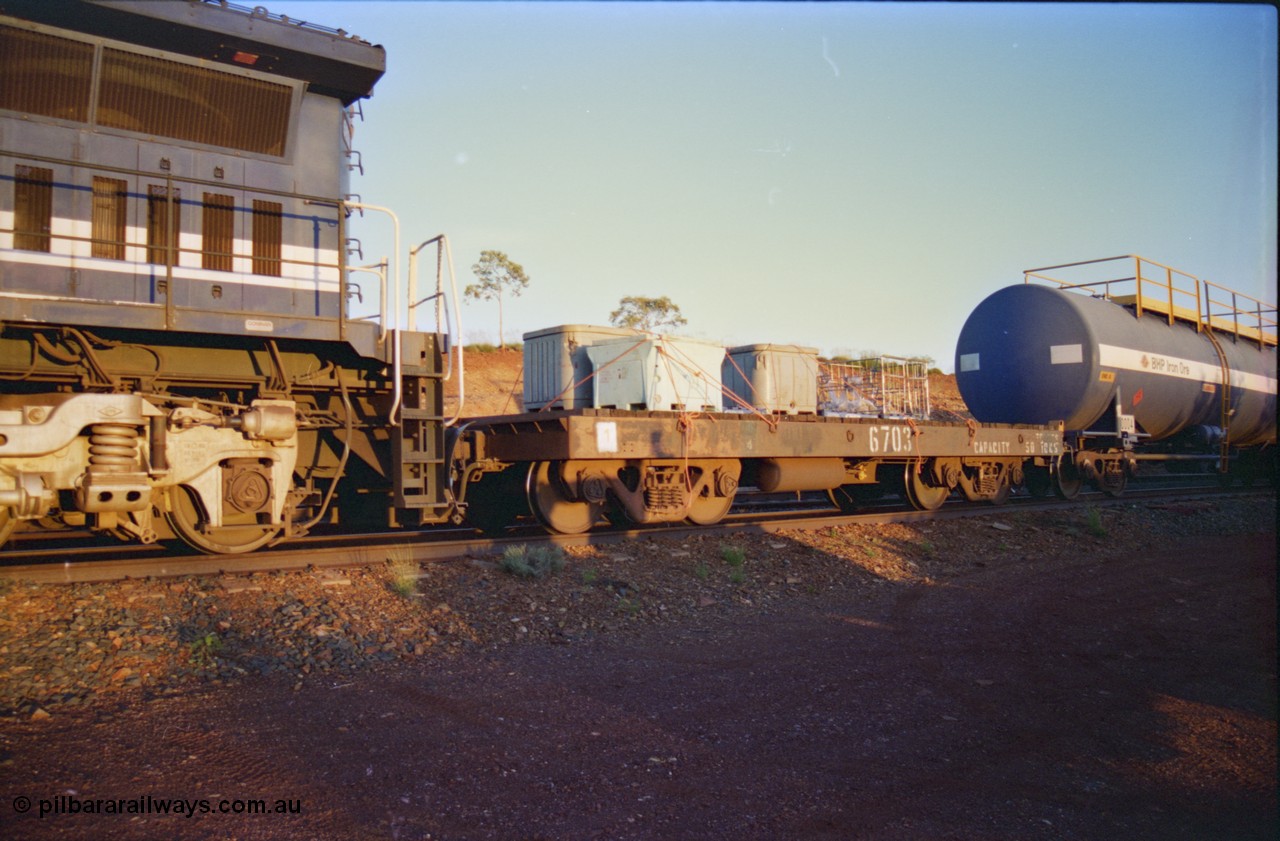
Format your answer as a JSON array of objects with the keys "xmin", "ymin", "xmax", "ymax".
[{"xmin": 88, "ymin": 423, "xmax": 139, "ymax": 473}]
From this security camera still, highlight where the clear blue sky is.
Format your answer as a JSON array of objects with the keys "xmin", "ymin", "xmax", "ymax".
[{"xmin": 276, "ymin": 1, "xmax": 1277, "ymax": 371}]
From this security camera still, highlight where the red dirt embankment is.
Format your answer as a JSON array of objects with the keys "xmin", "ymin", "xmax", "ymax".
[{"xmin": 446, "ymin": 348, "xmax": 970, "ymax": 419}]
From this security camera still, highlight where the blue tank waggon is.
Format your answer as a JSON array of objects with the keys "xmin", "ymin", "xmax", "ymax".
[{"xmin": 956, "ymin": 255, "xmax": 1276, "ymax": 495}]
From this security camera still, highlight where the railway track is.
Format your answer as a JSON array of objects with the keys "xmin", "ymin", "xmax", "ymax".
[{"xmin": 0, "ymin": 478, "xmax": 1261, "ymax": 585}]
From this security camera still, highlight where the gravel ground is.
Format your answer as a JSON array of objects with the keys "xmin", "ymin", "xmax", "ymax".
[
  {"xmin": 0, "ymin": 493, "xmax": 1273, "ymax": 841},
  {"xmin": 0, "ymin": 496, "xmax": 1271, "ymax": 717}
]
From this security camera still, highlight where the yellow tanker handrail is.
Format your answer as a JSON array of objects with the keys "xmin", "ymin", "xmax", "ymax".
[
  {"xmin": 1202, "ymin": 279, "xmax": 1278, "ymax": 346},
  {"xmin": 1024, "ymin": 254, "xmax": 1276, "ymax": 347}
]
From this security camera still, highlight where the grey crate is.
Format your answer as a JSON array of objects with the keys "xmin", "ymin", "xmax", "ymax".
[
  {"xmin": 723, "ymin": 344, "xmax": 820, "ymax": 415},
  {"xmin": 522, "ymin": 325, "xmax": 639, "ymax": 410},
  {"xmin": 587, "ymin": 335, "xmax": 725, "ymax": 411}
]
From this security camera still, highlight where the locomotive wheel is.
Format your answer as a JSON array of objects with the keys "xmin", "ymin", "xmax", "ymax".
[
  {"xmin": 527, "ymin": 461, "xmax": 605, "ymax": 535},
  {"xmin": 464, "ymin": 467, "xmax": 530, "ymax": 535},
  {"xmin": 1052, "ymin": 454, "xmax": 1083, "ymax": 500},
  {"xmin": 902, "ymin": 462, "xmax": 949, "ymax": 511},
  {"xmin": 165, "ymin": 485, "xmax": 282, "ymax": 555}
]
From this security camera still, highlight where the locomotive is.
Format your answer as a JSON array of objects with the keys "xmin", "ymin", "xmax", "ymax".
[
  {"xmin": 0, "ymin": 1, "xmax": 1274, "ymax": 556},
  {"xmin": 0, "ymin": 0, "xmax": 454, "ymax": 553}
]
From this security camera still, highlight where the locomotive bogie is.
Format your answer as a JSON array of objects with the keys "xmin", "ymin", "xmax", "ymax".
[
  {"xmin": 0, "ymin": 388, "xmax": 300, "ymax": 545},
  {"xmin": 0, "ymin": 315, "xmax": 453, "ymax": 551}
]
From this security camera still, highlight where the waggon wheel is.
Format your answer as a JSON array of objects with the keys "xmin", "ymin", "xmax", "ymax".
[
  {"xmin": 1091, "ymin": 463, "xmax": 1128, "ymax": 498},
  {"xmin": 464, "ymin": 467, "xmax": 530, "ymax": 535},
  {"xmin": 686, "ymin": 488, "xmax": 734, "ymax": 526},
  {"xmin": 527, "ymin": 461, "xmax": 605, "ymax": 535},
  {"xmin": 0, "ymin": 507, "xmax": 17, "ymax": 549},
  {"xmin": 902, "ymin": 462, "xmax": 949, "ymax": 511},
  {"xmin": 686, "ymin": 462, "xmax": 739, "ymax": 526},
  {"xmin": 165, "ymin": 485, "xmax": 282, "ymax": 555},
  {"xmin": 1052, "ymin": 454, "xmax": 1083, "ymax": 500},
  {"xmin": 1024, "ymin": 465, "xmax": 1052, "ymax": 498}
]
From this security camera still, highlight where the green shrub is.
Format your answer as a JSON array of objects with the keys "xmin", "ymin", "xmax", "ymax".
[
  {"xmin": 1084, "ymin": 506, "xmax": 1107, "ymax": 537},
  {"xmin": 720, "ymin": 544, "xmax": 746, "ymax": 567},
  {"xmin": 189, "ymin": 633, "xmax": 223, "ymax": 668},
  {"xmin": 500, "ymin": 544, "xmax": 567, "ymax": 578},
  {"xmin": 387, "ymin": 549, "xmax": 420, "ymax": 597}
]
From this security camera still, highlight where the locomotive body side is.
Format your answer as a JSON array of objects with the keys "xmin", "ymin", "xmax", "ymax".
[{"xmin": 0, "ymin": 3, "xmax": 375, "ymax": 348}]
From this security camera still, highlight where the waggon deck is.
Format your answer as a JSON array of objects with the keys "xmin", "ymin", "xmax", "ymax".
[{"xmin": 465, "ymin": 409, "xmax": 1066, "ymax": 462}]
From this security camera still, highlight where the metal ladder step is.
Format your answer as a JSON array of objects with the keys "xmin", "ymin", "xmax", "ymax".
[
  {"xmin": 400, "ymin": 408, "xmax": 443, "ymax": 421},
  {"xmin": 399, "ymin": 454, "xmax": 444, "ymax": 465}
]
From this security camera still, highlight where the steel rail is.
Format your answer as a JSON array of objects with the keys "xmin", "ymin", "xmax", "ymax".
[{"xmin": 0, "ymin": 483, "xmax": 1264, "ymax": 585}]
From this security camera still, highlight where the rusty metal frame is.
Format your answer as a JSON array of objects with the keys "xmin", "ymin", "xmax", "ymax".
[{"xmin": 469, "ymin": 409, "xmax": 1065, "ymax": 465}]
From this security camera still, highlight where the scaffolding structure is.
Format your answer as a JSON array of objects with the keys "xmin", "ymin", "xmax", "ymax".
[{"xmin": 818, "ymin": 356, "xmax": 931, "ymax": 419}]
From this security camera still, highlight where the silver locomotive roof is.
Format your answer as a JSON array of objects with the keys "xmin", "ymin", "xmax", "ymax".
[{"xmin": 0, "ymin": 0, "xmax": 385, "ymax": 104}]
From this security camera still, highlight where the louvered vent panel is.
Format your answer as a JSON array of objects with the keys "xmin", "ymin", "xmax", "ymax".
[
  {"xmin": 99, "ymin": 48, "xmax": 291, "ymax": 156},
  {"xmin": 0, "ymin": 25, "xmax": 93, "ymax": 122}
]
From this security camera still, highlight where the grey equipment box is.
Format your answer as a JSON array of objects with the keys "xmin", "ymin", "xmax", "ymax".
[
  {"xmin": 587, "ymin": 335, "xmax": 725, "ymax": 411},
  {"xmin": 723, "ymin": 344, "xmax": 820, "ymax": 415},
  {"xmin": 522, "ymin": 325, "xmax": 639, "ymax": 410}
]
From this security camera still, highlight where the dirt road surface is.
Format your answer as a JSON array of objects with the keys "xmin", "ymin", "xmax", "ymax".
[{"xmin": 2, "ymin": 518, "xmax": 1274, "ymax": 840}]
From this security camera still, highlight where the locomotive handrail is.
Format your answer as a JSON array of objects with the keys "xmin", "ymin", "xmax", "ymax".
[
  {"xmin": 408, "ymin": 234, "xmax": 465, "ymax": 426},
  {"xmin": 343, "ymin": 260, "xmax": 389, "ymax": 342},
  {"xmin": 342, "ymin": 201, "xmax": 403, "ymax": 426},
  {"xmin": 0, "ymin": 149, "xmax": 350, "ymax": 206}
]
